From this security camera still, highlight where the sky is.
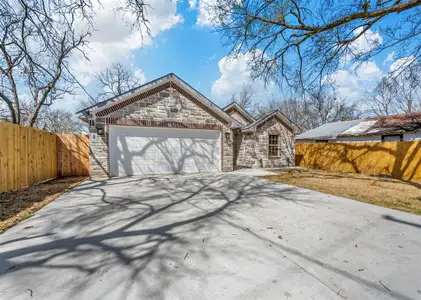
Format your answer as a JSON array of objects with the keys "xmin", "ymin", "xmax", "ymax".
[{"xmin": 57, "ymin": 0, "xmax": 408, "ymax": 113}]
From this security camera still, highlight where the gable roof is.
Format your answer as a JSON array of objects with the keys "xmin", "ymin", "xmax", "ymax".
[
  {"xmin": 222, "ymin": 102, "xmax": 255, "ymax": 124},
  {"xmin": 296, "ymin": 111, "xmax": 421, "ymax": 141},
  {"xmin": 76, "ymin": 73, "xmax": 299, "ymax": 131},
  {"xmin": 76, "ymin": 73, "xmax": 171, "ymax": 119},
  {"xmin": 242, "ymin": 110, "xmax": 299, "ymax": 133},
  {"xmin": 77, "ymin": 73, "xmax": 235, "ymax": 125}
]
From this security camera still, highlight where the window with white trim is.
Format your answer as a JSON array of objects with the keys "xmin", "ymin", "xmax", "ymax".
[{"xmin": 268, "ymin": 135, "xmax": 279, "ymax": 157}]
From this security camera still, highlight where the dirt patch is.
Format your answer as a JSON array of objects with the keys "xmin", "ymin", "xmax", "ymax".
[
  {"xmin": 0, "ymin": 177, "xmax": 87, "ymax": 232},
  {"xmin": 262, "ymin": 169, "xmax": 421, "ymax": 215}
]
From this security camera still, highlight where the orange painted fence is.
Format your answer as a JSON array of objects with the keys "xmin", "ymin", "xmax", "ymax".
[
  {"xmin": 0, "ymin": 122, "xmax": 89, "ymax": 193},
  {"xmin": 295, "ymin": 141, "xmax": 421, "ymax": 181}
]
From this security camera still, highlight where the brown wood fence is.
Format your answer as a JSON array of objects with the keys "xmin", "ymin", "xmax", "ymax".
[
  {"xmin": 0, "ymin": 122, "xmax": 89, "ymax": 193},
  {"xmin": 57, "ymin": 134, "xmax": 89, "ymax": 176},
  {"xmin": 296, "ymin": 141, "xmax": 421, "ymax": 181}
]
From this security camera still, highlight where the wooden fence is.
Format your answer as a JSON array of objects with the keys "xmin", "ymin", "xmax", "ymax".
[
  {"xmin": 296, "ymin": 141, "xmax": 421, "ymax": 181},
  {"xmin": 57, "ymin": 134, "xmax": 89, "ymax": 176},
  {"xmin": 0, "ymin": 122, "xmax": 89, "ymax": 193}
]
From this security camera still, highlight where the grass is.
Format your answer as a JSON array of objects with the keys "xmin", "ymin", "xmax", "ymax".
[
  {"xmin": 262, "ymin": 168, "xmax": 421, "ymax": 215},
  {"xmin": 0, "ymin": 177, "xmax": 87, "ymax": 232}
]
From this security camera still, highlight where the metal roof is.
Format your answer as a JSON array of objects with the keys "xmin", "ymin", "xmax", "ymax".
[
  {"xmin": 297, "ymin": 111, "xmax": 421, "ymax": 140},
  {"xmin": 296, "ymin": 119, "xmax": 364, "ymax": 140}
]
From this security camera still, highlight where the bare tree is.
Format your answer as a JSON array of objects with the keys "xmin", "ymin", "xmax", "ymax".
[
  {"xmin": 96, "ymin": 62, "xmax": 144, "ymax": 100},
  {"xmin": 1, "ymin": 0, "xmax": 153, "ymax": 127},
  {"xmin": 0, "ymin": 104, "xmax": 9, "ymax": 121},
  {"xmin": 18, "ymin": 102, "xmax": 85, "ymax": 133},
  {"xmin": 368, "ymin": 58, "xmax": 421, "ymax": 115},
  {"xmin": 308, "ymin": 89, "xmax": 361, "ymax": 127},
  {"xmin": 229, "ymin": 83, "xmax": 255, "ymax": 113},
  {"xmin": 0, "ymin": 0, "xmax": 92, "ymax": 126},
  {"xmin": 208, "ymin": 0, "xmax": 421, "ymax": 89},
  {"xmin": 368, "ymin": 77, "xmax": 397, "ymax": 116},
  {"xmin": 77, "ymin": 62, "xmax": 145, "ymax": 111},
  {"xmin": 266, "ymin": 97, "xmax": 308, "ymax": 129},
  {"xmin": 262, "ymin": 87, "xmax": 361, "ymax": 130}
]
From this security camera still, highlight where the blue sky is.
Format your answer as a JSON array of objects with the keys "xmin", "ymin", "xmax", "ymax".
[
  {"xmin": 60, "ymin": 0, "xmax": 409, "ymax": 112},
  {"xmin": 133, "ymin": 4, "xmax": 224, "ymax": 97}
]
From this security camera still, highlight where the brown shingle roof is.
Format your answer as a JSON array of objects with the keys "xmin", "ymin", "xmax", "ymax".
[{"xmin": 366, "ymin": 111, "xmax": 421, "ymax": 134}]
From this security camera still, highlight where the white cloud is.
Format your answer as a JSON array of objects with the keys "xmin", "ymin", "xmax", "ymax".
[
  {"xmin": 328, "ymin": 60, "xmax": 382, "ymax": 100},
  {"xmin": 189, "ymin": 0, "xmax": 197, "ymax": 9},
  {"xmin": 389, "ymin": 56, "xmax": 416, "ymax": 73},
  {"xmin": 196, "ymin": 0, "xmax": 216, "ymax": 26},
  {"xmin": 211, "ymin": 52, "xmax": 275, "ymax": 103},
  {"xmin": 328, "ymin": 70, "xmax": 360, "ymax": 100},
  {"xmin": 55, "ymin": 93, "xmax": 88, "ymax": 112},
  {"xmin": 388, "ymin": 56, "xmax": 419, "ymax": 94},
  {"xmin": 342, "ymin": 28, "xmax": 383, "ymax": 65},
  {"xmin": 70, "ymin": 0, "xmax": 183, "ymax": 84},
  {"xmin": 351, "ymin": 27, "xmax": 383, "ymax": 53},
  {"xmin": 384, "ymin": 51, "xmax": 395, "ymax": 64},
  {"xmin": 133, "ymin": 68, "xmax": 147, "ymax": 84},
  {"xmin": 63, "ymin": 0, "xmax": 183, "ymax": 111},
  {"xmin": 206, "ymin": 53, "xmax": 216, "ymax": 62},
  {"xmin": 332, "ymin": 28, "xmax": 384, "ymax": 105},
  {"xmin": 354, "ymin": 61, "xmax": 382, "ymax": 81}
]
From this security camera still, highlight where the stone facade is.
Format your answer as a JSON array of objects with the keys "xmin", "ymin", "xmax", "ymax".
[
  {"xmin": 235, "ymin": 117, "xmax": 295, "ymax": 168},
  {"xmin": 89, "ymin": 131, "xmax": 109, "ymax": 177},
  {"xmin": 89, "ymin": 86, "xmax": 234, "ymax": 177},
  {"xmin": 228, "ymin": 110, "xmax": 250, "ymax": 126}
]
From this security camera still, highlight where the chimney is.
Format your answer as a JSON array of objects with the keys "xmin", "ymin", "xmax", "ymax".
[{"xmin": 408, "ymin": 99, "xmax": 413, "ymax": 113}]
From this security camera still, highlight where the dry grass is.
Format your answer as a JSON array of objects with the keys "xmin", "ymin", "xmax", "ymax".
[
  {"xmin": 262, "ymin": 169, "xmax": 421, "ymax": 215},
  {"xmin": 0, "ymin": 177, "xmax": 87, "ymax": 232}
]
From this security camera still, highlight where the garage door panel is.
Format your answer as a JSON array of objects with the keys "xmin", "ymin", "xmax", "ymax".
[
  {"xmin": 156, "ymin": 164, "xmax": 175, "ymax": 173},
  {"xmin": 109, "ymin": 126, "xmax": 221, "ymax": 176}
]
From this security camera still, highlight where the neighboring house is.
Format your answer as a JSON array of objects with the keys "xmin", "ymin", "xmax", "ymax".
[
  {"xmin": 77, "ymin": 73, "xmax": 298, "ymax": 177},
  {"xmin": 296, "ymin": 112, "xmax": 421, "ymax": 143}
]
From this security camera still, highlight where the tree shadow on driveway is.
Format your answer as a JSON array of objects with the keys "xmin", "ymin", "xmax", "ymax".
[
  {"xmin": 0, "ymin": 174, "xmax": 309, "ymax": 299},
  {"xmin": 0, "ymin": 174, "xmax": 419, "ymax": 300}
]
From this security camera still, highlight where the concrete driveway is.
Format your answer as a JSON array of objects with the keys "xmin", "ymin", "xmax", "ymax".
[{"xmin": 0, "ymin": 173, "xmax": 420, "ymax": 300}]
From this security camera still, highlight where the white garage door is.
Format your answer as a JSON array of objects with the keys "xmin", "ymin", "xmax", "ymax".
[{"xmin": 109, "ymin": 126, "xmax": 221, "ymax": 176}]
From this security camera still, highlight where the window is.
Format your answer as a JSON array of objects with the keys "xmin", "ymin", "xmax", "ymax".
[
  {"xmin": 268, "ymin": 135, "xmax": 279, "ymax": 157},
  {"xmin": 382, "ymin": 134, "xmax": 403, "ymax": 142}
]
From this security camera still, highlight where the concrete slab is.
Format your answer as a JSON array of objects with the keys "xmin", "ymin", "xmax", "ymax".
[
  {"xmin": 232, "ymin": 168, "xmax": 279, "ymax": 176},
  {"xmin": 0, "ymin": 173, "xmax": 420, "ymax": 300}
]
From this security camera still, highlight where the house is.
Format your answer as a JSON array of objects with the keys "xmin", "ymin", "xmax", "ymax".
[
  {"xmin": 296, "ymin": 112, "xmax": 421, "ymax": 143},
  {"xmin": 77, "ymin": 73, "xmax": 298, "ymax": 177}
]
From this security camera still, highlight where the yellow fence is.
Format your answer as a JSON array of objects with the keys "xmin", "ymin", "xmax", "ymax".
[
  {"xmin": 0, "ymin": 122, "xmax": 89, "ymax": 193},
  {"xmin": 296, "ymin": 141, "xmax": 421, "ymax": 181}
]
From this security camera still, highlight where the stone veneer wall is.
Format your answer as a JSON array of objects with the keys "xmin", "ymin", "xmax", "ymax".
[
  {"xmin": 228, "ymin": 110, "xmax": 250, "ymax": 126},
  {"xmin": 89, "ymin": 131, "xmax": 109, "ymax": 177},
  {"xmin": 89, "ymin": 87, "xmax": 233, "ymax": 177},
  {"xmin": 235, "ymin": 117, "xmax": 295, "ymax": 168}
]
